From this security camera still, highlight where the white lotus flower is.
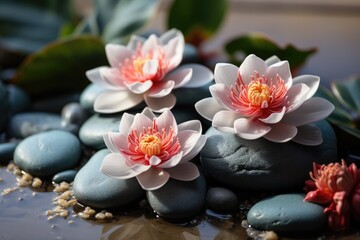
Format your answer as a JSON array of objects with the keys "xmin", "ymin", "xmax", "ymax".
[
  {"xmin": 195, "ymin": 54, "xmax": 335, "ymax": 146},
  {"xmin": 100, "ymin": 108, "xmax": 207, "ymax": 190},
  {"xmin": 86, "ymin": 29, "xmax": 213, "ymax": 113}
]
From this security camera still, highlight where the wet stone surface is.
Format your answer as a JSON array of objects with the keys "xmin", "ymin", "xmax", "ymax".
[
  {"xmin": 14, "ymin": 130, "xmax": 81, "ymax": 177},
  {"xmin": 206, "ymin": 187, "xmax": 239, "ymax": 214},
  {"xmin": 200, "ymin": 120, "xmax": 338, "ymax": 191},
  {"xmin": 247, "ymin": 193, "xmax": 327, "ymax": 232}
]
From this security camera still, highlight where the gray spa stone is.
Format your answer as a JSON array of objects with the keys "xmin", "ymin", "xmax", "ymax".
[
  {"xmin": 247, "ymin": 193, "xmax": 326, "ymax": 232},
  {"xmin": 147, "ymin": 170, "xmax": 206, "ymax": 220},
  {"xmin": 79, "ymin": 84, "xmax": 107, "ymax": 113},
  {"xmin": 0, "ymin": 142, "xmax": 19, "ymax": 164},
  {"xmin": 73, "ymin": 149, "xmax": 144, "ymax": 208},
  {"xmin": 52, "ymin": 170, "xmax": 78, "ymax": 184},
  {"xmin": 0, "ymin": 82, "xmax": 9, "ymax": 131},
  {"xmin": 182, "ymin": 43, "xmax": 199, "ymax": 64},
  {"xmin": 200, "ymin": 120, "xmax": 337, "ymax": 191},
  {"xmin": 14, "ymin": 130, "xmax": 81, "ymax": 177},
  {"xmin": 79, "ymin": 113, "xmax": 122, "ymax": 150},
  {"xmin": 206, "ymin": 187, "xmax": 239, "ymax": 214},
  {"xmin": 7, "ymin": 84, "xmax": 30, "ymax": 115},
  {"xmin": 173, "ymin": 82, "xmax": 212, "ymax": 107},
  {"xmin": 8, "ymin": 112, "xmax": 64, "ymax": 138}
]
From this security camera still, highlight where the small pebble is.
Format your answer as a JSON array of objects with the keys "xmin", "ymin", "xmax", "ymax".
[
  {"xmin": 258, "ymin": 231, "xmax": 279, "ymax": 240},
  {"xmin": 68, "ymin": 220, "xmax": 74, "ymax": 224},
  {"xmin": 0, "ymin": 178, "xmax": 3, "ymax": 183},
  {"xmin": 46, "ymin": 210, "xmax": 53, "ymax": 216},
  {"xmin": 18, "ymin": 197, "xmax": 23, "ymax": 201},
  {"xmin": 22, "ymin": 173, "xmax": 33, "ymax": 182},
  {"xmin": 79, "ymin": 212, "xmax": 90, "ymax": 219},
  {"xmin": 32, "ymin": 192, "xmax": 37, "ymax": 197},
  {"xmin": 60, "ymin": 211, "xmax": 69, "ymax": 218},
  {"xmin": 18, "ymin": 179, "xmax": 30, "ymax": 187},
  {"xmin": 105, "ymin": 212, "xmax": 113, "ymax": 219},
  {"xmin": 7, "ymin": 163, "xmax": 15, "ymax": 171},
  {"xmin": 95, "ymin": 213, "xmax": 106, "ymax": 220},
  {"xmin": 48, "ymin": 216, "xmax": 55, "ymax": 221},
  {"xmin": 67, "ymin": 199, "xmax": 77, "ymax": 206},
  {"xmin": 32, "ymin": 178, "xmax": 42, "ymax": 188},
  {"xmin": 57, "ymin": 199, "xmax": 69, "ymax": 208}
]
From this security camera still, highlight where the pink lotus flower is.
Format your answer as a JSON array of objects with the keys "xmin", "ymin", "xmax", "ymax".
[
  {"xmin": 195, "ymin": 54, "xmax": 335, "ymax": 145},
  {"xmin": 304, "ymin": 160, "xmax": 360, "ymax": 230},
  {"xmin": 86, "ymin": 29, "xmax": 213, "ymax": 113},
  {"xmin": 100, "ymin": 107, "xmax": 207, "ymax": 190}
]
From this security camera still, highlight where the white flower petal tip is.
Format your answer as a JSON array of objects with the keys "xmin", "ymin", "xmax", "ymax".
[
  {"xmin": 94, "ymin": 90, "xmax": 143, "ymax": 114},
  {"xmin": 125, "ymin": 80, "xmax": 153, "ymax": 94},
  {"xmin": 214, "ymin": 63, "xmax": 239, "ymax": 86},
  {"xmin": 100, "ymin": 153, "xmax": 140, "ymax": 179},
  {"xmin": 167, "ymin": 162, "xmax": 200, "ymax": 181},
  {"xmin": 105, "ymin": 44, "xmax": 133, "ymax": 68},
  {"xmin": 234, "ymin": 119, "xmax": 271, "ymax": 140},
  {"xmin": 265, "ymin": 55, "xmax": 281, "ymax": 67},
  {"xmin": 195, "ymin": 97, "xmax": 224, "ymax": 121},
  {"xmin": 263, "ymin": 123, "xmax": 298, "ymax": 143},
  {"xmin": 182, "ymin": 64, "xmax": 214, "ymax": 88},
  {"xmin": 292, "ymin": 125, "xmax": 323, "ymax": 146},
  {"xmin": 136, "ymin": 168, "xmax": 170, "ymax": 191}
]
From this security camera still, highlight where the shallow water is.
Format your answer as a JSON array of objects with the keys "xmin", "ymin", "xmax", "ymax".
[{"xmin": 1, "ymin": 165, "xmax": 359, "ymax": 240}]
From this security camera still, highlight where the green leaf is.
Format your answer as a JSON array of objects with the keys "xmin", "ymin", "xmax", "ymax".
[
  {"xmin": 331, "ymin": 77, "xmax": 360, "ymax": 112},
  {"xmin": 168, "ymin": 0, "xmax": 228, "ymax": 46},
  {"xmin": 11, "ymin": 36, "xmax": 107, "ymax": 97},
  {"xmin": 225, "ymin": 33, "xmax": 316, "ymax": 71},
  {"xmin": 74, "ymin": 0, "xmax": 159, "ymax": 43}
]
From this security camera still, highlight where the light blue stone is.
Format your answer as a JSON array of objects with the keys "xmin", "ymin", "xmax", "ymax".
[
  {"xmin": 14, "ymin": 130, "xmax": 81, "ymax": 177},
  {"xmin": 173, "ymin": 82, "xmax": 212, "ymax": 107},
  {"xmin": 79, "ymin": 113, "xmax": 122, "ymax": 150},
  {"xmin": 52, "ymin": 170, "xmax": 78, "ymax": 184},
  {"xmin": 7, "ymin": 84, "xmax": 30, "ymax": 115},
  {"xmin": 0, "ymin": 142, "xmax": 19, "ymax": 164},
  {"xmin": 182, "ymin": 43, "xmax": 199, "ymax": 64},
  {"xmin": 0, "ymin": 82, "xmax": 9, "ymax": 131},
  {"xmin": 247, "ymin": 193, "xmax": 326, "ymax": 232},
  {"xmin": 79, "ymin": 84, "xmax": 107, "ymax": 113},
  {"xmin": 200, "ymin": 120, "xmax": 337, "ymax": 191},
  {"xmin": 73, "ymin": 149, "xmax": 144, "ymax": 208},
  {"xmin": 8, "ymin": 112, "xmax": 63, "ymax": 138},
  {"xmin": 147, "ymin": 170, "xmax": 207, "ymax": 219}
]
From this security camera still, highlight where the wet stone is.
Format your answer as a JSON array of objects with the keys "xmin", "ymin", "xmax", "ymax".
[
  {"xmin": 14, "ymin": 130, "xmax": 81, "ymax": 177},
  {"xmin": 173, "ymin": 82, "xmax": 212, "ymax": 107},
  {"xmin": 8, "ymin": 112, "xmax": 64, "ymax": 138},
  {"xmin": 7, "ymin": 84, "xmax": 30, "ymax": 115},
  {"xmin": 182, "ymin": 43, "xmax": 199, "ymax": 64},
  {"xmin": 0, "ymin": 82, "xmax": 9, "ymax": 131},
  {"xmin": 206, "ymin": 187, "xmax": 239, "ymax": 214},
  {"xmin": 61, "ymin": 102, "xmax": 89, "ymax": 126},
  {"xmin": 247, "ymin": 193, "xmax": 327, "ymax": 232},
  {"xmin": 79, "ymin": 84, "xmax": 107, "ymax": 113},
  {"xmin": 200, "ymin": 120, "xmax": 337, "ymax": 191},
  {"xmin": 52, "ymin": 170, "xmax": 78, "ymax": 184},
  {"xmin": 0, "ymin": 142, "xmax": 19, "ymax": 164},
  {"xmin": 79, "ymin": 113, "xmax": 122, "ymax": 150},
  {"xmin": 147, "ymin": 170, "xmax": 207, "ymax": 220},
  {"xmin": 73, "ymin": 149, "xmax": 144, "ymax": 209}
]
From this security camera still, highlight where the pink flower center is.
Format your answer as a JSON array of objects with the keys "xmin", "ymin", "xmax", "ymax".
[
  {"xmin": 230, "ymin": 72, "xmax": 288, "ymax": 119},
  {"xmin": 123, "ymin": 120, "xmax": 181, "ymax": 166},
  {"xmin": 119, "ymin": 45, "xmax": 168, "ymax": 83},
  {"xmin": 311, "ymin": 161, "xmax": 356, "ymax": 194}
]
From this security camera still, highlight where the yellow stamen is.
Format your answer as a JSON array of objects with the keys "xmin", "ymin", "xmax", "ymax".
[
  {"xmin": 133, "ymin": 57, "xmax": 151, "ymax": 74},
  {"xmin": 139, "ymin": 134, "xmax": 162, "ymax": 156},
  {"xmin": 248, "ymin": 81, "xmax": 270, "ymax": 107}
]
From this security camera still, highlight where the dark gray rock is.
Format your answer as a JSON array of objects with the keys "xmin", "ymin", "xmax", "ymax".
[
  {"xmin": 206, "ymin": 187, "xmax": 239, "ymax": 214},
  {"xmin": 182, "ymin": 43, "xmax": 199, "ymax": 64},
  {"xmin": 247, "ymin": 193, "xmax": 326, "ymax": 232},
  {"xmin": 200, "ymin": 120, "xmax": 337, "ymax": 191},
  {"xmin": 61, "ymin": 102, "xmax": 89, "ymax": 126},
  {"xmin": 0, "ymin": 142, "xmax": 19, "ymax": 164},
  {"xmin": 14, "ymin": 130, "xmax": 81, "ymax": 177},
  {"xmin": 73, "ymin": 149, "xmax": 144, "ymax": 208},
  {"xmin": 30, "ymin": 93, "xmax": 80, "ymax": 113},
  {"xmin": 0, "ymin": 82, "xmax": 9, "ymax": 131},
  {"xmin": 147, "ymin": 171, "xmax": 206, "ymax": 220},
  {"xmin": 52, "ymin": 170, "xmax": 78, "ymax": 184},
  {"xmin": 7, "ymin": 84, "xmax": 30, "ymax": 115},
  {"xmin": 8, "ymin": 112, "xmax": 63, "ymax": 138},
  {"xmin": 79, "ymin": 84, "xmax": 107, "ymax": 113},
  {"xmin": 79, "ymin": 113, "xmax": 122, "ymax": 150}
]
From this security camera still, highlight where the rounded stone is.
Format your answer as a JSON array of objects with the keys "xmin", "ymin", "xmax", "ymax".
[
  {"xmin": 206, "ymin": 187, "xmax": 239, "ymax": 214},
  {"xmin": 182, "ymin": 43, "xmax": 199, "ymax": 64},
  {"xmin": 61, "ymin": 102, "xmax": 89, "ymax": 126},
  {"xmin": 8, "ymin": 112, "xmax": 63, "ymax": 138},
  {"xmin": 7, "ymin": 84, "xmax": 30, "ymax": 115},
  {"xmin": 73, "ymin": 149, "xmax": 144, "ymax": 208},
  {"xmin": 14, "ymin": 130, "xmax": 81, "ymax": 177},
  {"xmin": 146, "ymin": 170, "xmax": 207, "ymax": 220},
  {"xmin": 79, "ymin": 113, "xmax": 123, "ymax": 150},
  {"xmin": 173, "ymin": 82, "xmax": 212, "ymax": 107},
  {"xmin": 0, "ymin": 82, "xmax": 9, "ymax": 131},
  {"xmin": 52, "ymin": 170, "xmax": 78, "ymax": 184},
  {"xmin": 79, "ymin": 84, "xmax": 107, "ymax": 113},
  {"xmin": 200, "ymin": 120, "xmax": 337, "ymax": 191},
  {"xmin": 247, "ymin": 193, "xmax": 327, "ymax": 232},
  {"xmin": 0, "ymin": 141, "xmax": 19, "ymax": 164}
]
